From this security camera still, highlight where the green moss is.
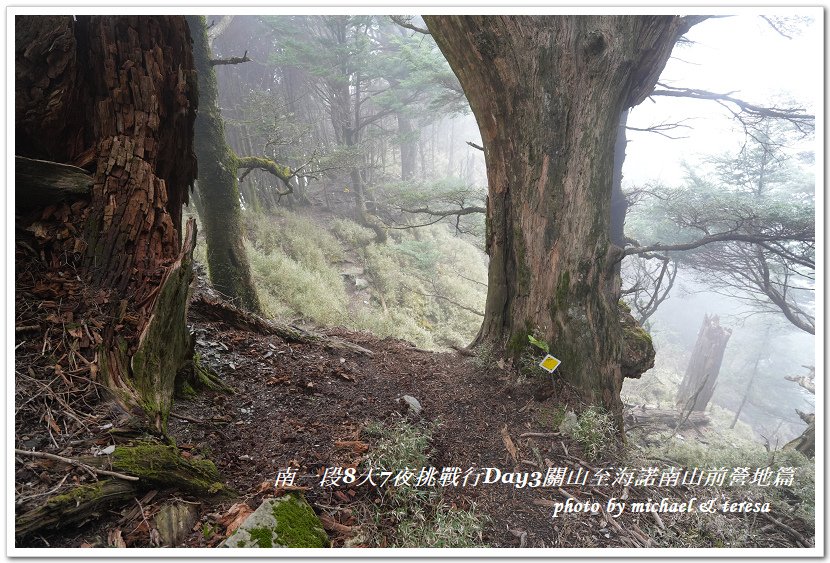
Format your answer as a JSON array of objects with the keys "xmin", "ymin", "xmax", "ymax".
[
  {"xmin": 47, "ymin": 481, "xmax": 105, "ymax": 507},
  {"xmin": 515, "ymin": 235, "xmax": 530, "ymax": 294},
  {"xmin": 129, "ymin": 249, "xmax": 194, "ymax": 431},
  {"xmin": 110, "ymin": 442, "xmax": 225, "ymax": 496},
  {"xmin": 624, "ymin": 324, "xmax": 652, "ymax": 346},
  {"xmin": 618, "ymin": 299, "xmax": 631, "ymax": 313},
  {"xmin": 273, "ymin": 494, "xmax": 329, "ymax": 548},
  {"xmin": 506, "ymin": 320, "xmax": 533, "ymax": 359},
  {"xmin": 248, "ymin": 526, "xmax": 274, "ymax": 548},
  {"xmin": 236, "ymin": 156, "xmax": 293, "ymax": 180},
  {"xmin": 202, "ymin": 522, "xmax": 215, "ymax": 539}
]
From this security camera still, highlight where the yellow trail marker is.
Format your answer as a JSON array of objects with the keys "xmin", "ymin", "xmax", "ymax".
[{"xmin": 539, "ymin": 354, "xmax": 561, "ymax": 373}]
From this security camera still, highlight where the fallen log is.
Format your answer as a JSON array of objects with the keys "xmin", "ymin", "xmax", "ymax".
[
  {"xmin": 625, "ymin": 406, "xmax": 710, "ymax": 429},
  {"xmin": 191, "ymin": 293, "xmax": 374, "ymax": 356},
  {"xmin": 16, "ymin": 479, "xmax": 137, "ymax": 540},
  {"xmin": 15, "ymin": 441, "xmax": 228, "ymax": 539}
]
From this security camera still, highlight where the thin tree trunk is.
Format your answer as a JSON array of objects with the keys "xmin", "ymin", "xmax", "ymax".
[
  {"xmin": 187, "ymin": 15, "xmax": 261, "ymax": 313},
  {"xmin": 397, "ymin": 113, "xmax": 417, "ymax": 181},
  {"xmin": 730, "ymin": 325, "xmax": 770, "ymax": 428}
]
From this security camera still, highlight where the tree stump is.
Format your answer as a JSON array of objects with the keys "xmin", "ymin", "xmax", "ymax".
[{"xmin": 676, "ymin": 314, "xmax": 732, "ymax": 412}]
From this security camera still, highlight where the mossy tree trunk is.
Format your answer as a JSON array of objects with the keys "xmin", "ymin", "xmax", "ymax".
[
  {"xmin": 187, "ymin": 15, "xmax": 261, "ymax": 313},
  {"xmin": 16, "ymin": 15, "xmax": 199, "ymax": 432},
  {"xmin": 424, "ymin": 16, "xmax": 697, "ymax": 419}
]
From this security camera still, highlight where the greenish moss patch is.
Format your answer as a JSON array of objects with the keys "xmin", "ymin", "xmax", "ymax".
[
  {"xmin": 110, "ymin": 442, "xmax": 225, "ymax": 496},
  {"xmin": 221, "ymin": 495, "xmax": 329, "ymax": 548},
  {"xmin": 273, "ymin": 494, "xmax": 329, "ymax": 548}
]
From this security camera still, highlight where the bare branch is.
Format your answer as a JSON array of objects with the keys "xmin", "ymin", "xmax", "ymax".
[
  {"xmin": 650, "ymin": 83, "xmax": 814, "ymax": 132},
  {"xmin": 389, "ymin": 15, "xmax": 431, "ymax": 35},
  {"xmin": 622, "ymin": 229, "xmax": 812, "ymax": 259},
  {"xmin": 399, "ymin": 205, "xmax": 485, "ymax": 218},
  {"xmin": 760, "ymin": 15, "xmax": 793, "ymax": 39},
  {"xmin": 466, "ymin": 141, "xmax": 484, "ymax": 152},
  {"xmin": 626, "ymin": 120, "xmax": 694, "ymax": 140},
  {"xmin": 207, "ymin": 15, "xmax": 234, "ymax": 48}
]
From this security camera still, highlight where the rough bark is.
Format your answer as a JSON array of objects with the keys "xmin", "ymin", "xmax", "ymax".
[
  {"xmin": 187, "ymin": 15, "xmax": 262, "ymax": 313},
  {"xmin": 16, "ymin": 15, "xmax": 199, "ymax": 431},
  {"xmin": 676, "ymin": 314, "xmax": 732, "ymax": 412},
  {"xmin": 423, "ymin": 15, "xmax": 690, "ymax": 418}
]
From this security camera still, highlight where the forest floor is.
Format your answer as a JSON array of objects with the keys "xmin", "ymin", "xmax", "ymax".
[{"xmin": 14, "ymin": 265, "xmax": 815, "ymax": 550}]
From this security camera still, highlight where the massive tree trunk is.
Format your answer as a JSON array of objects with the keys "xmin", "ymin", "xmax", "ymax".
[
  {"xmin": 186, "ymin": 15, "xmax": 261, "ymax": 313},
  {"xmin": 676, "ymin": 314, "xmax": 732, "ymax": 412},
  {"xmin": 16, "ymin": 15, "xmax": 199, "ymax": 431},
  {"xmin": 15, "ymin": 17, "xmax": 233, "ymax": 540},
  {"xmin": 424, "ymin": 15, "xmax": 694, "ymax": 418}
]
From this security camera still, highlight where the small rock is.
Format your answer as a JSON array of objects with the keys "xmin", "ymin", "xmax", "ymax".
[
  {"xmin": 354, "ymin": 277, "xmax": 369, "ymax": 290},
  {"xmin": 558, "ymin": 410, "xmax": 578, "ymax": 435},
  {"xmin": 400, "ymin": 395, "xmax": 422, "ymax": 415}
]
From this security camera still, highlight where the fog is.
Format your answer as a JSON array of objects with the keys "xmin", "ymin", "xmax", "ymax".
[{"xmin": 209, "ymin": 12, "xmax": 817, "ymax": 444}]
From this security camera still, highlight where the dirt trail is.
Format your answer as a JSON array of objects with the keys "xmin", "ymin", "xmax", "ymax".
[{"xmin": 15, "ymin": 272, "xmax": 813, "ymax": 549}]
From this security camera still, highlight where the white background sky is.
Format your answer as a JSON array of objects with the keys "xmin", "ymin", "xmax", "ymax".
[{"xmin": 624, "ymin": 11, "xmax": 822, "ymax": 187}]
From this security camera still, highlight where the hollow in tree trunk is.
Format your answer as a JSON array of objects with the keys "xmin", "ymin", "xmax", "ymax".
[
  {"xmin": 676, "ymin": 314, "xmax": 733, "ymax": 412},
  {"xmin": 423, "ymin": 15, "xmax": 697, "ymax": 419}
]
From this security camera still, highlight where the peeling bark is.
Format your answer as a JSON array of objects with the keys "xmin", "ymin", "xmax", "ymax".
[
  {"xmin": 16, "ymin": 15, "xmax": 198, "ymax": 430},
  {"xmin": 676, "ymin": 314, "xmax": 732, "ymax": 412}
]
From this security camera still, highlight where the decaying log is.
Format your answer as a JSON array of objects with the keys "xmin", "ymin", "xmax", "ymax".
[
  {"xmin": 190, "ymin": 294, "xmax": 374, "ymax": 356},
  {"xmin": 626, "ymin": 406, "xmax": 710, "ymax": 429},
  {"xmin": 15, "ymin": 156, "xmax": 92, "ymax": 211},
  {"xmin": 15, "ymin": 442, "xmax": 227, "ymax": 539},
  {"xmin": 16, "ymin": 479, "xmax": 137, "ymax": 540}
]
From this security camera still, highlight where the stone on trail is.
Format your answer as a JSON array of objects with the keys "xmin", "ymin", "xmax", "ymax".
[
  {"xmin": 400, "ymin": 394, "xmax": 422, "ymax": 415},
  {"xmin": 220, "ymin": 494, "xmax": 329, "ymax": 548}
]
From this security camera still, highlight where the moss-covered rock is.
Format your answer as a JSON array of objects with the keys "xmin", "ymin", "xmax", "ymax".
[{"xmin": 221, "ymin": 494, "xmax": 329, "ymax": 548}]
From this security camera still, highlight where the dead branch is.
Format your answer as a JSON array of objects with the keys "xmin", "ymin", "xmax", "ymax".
[
  {"xmin": 190, "ymin": 293, "xmax": 374, "ymax": 356},
  {"xmin": 466, "ymin": 141, "xmax": 484, "ymax": 151},
  {"xmin": 389, "ymin": 15, "xmax": 430, "ymax": 35},
  {"xmin": 209, "ymin": 51, "xmax": 250, "ymax": 66},
  {"xmin": 622, "ymin": 229, "xmax": 813, "ymax": 260},
  {"xmin": 761, "ymin": 512, "xmax": 813, "ymax": 547},
  {"xmin": 206, "ymin": 15, "xmax": 234, "ymax": 47},
  {"xmin": 16, "ymin": 156, "xmax": 92, "ymax": 211},
  {"xmin": 650, "ymin": 83, "xmax": 814, "ymax": 132}
]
